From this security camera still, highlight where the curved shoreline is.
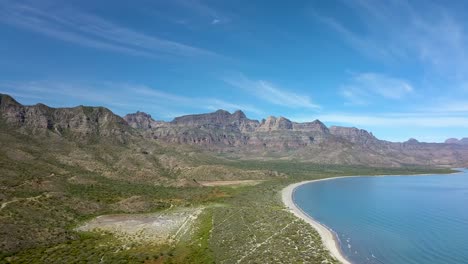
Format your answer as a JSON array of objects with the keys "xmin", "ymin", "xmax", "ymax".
[
  {"xmin": 281, "ymin": 170, "xmax": 463, "ymax": 264},
  {"xmin": 282, "ymin": 177, "xmax": 353, "ymax": 264}
]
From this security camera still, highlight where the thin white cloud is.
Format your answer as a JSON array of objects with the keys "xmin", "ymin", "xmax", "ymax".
[
  {"xmin": 223, "ymin": 74, "xmax": 320, "ymax": 109},
  {"xmin": 421, "ymin": 100, "xmax": 468, "ymax": 113},
  {"xmin": 341, "ymin": 73, "xmax": 413, "ymax": 105},
  {"xmin": 129, "ymin": 85, "xmax": 193, "ymax": 104},
  {"xmin": 312, "ymin": 1, "xmax": 468, "ymax": 116},
  {"xmin": 314, "ymin": 13, "xmax": 394, "ymax": 61},
  {"xmin": 0, "ymin": 1, "xmax": 219, "ymax": 59},
  {"xmin": 0, "ymin": 80, "xmax": 262, "ymax": 118},
  {"xmin": 293, "ymin": 113, "xmax": 468, "ymax": 128},
  {"xmin": 130, "ymin": 84, "xmax": 263, "ymax": 115},
  {"xmin": 203, "ymin": 99, "xmax": 262, "ymax": 115},
  {"xmin": 0, "ymin": 80, "xmax": 132, "ymax": 108},
  {"xmin": 172, "ymin": 0, "xmax": 230, "ymax": 25},
  {"xmin": 315, "ymin": 1, "xmax": 468, "ymax": 79}
]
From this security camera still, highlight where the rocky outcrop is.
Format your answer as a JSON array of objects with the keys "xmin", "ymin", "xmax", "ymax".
[
  {"xmin": 172, "ymin": 109, "xmax": 232, "ymax": 126},
  {"xmin": 2, "ymin": 93, "xmax": 468, "ymax": 167},
  {"xmin": 122, "ymin": 107, "xmax": 468, "ymax": 166},
  {"xmin": 445, "ymin": 138, "xmax": 468, "ymax": 145},
  {"xmin": 293, "ymin": 120, "xmax": 329, "ymax": 133},
  {"xmin": 171, "ymin": 109, "xmax": 259, "ymax": 132},
  {"xmin": 129, "ymin": 112, "xmax": 333, "ymax": 149},
  {"xmin": 445, "ymin": 138, "xmax": 459, "ymax": 144},
  {"xmin": 257, "ymin": 116, "xmax": 292, "ymax": 131},
  {"xmin": 404, "ymin": 138, "xmax": 420, "ymax": 144},
  {"xmin": 0, "ymin": 93, "xmax": 131, "ymax": 142},
  {"xmin": 126, "ymin": 109, "xmax": 259, "ymax": 147},
  {"xmin": 329, "ymin": 126, "xmax": 377, "ymax": 145},
  {"xmin": 124, "ymin": 111, "xmax": 164, "ymax": 129}
]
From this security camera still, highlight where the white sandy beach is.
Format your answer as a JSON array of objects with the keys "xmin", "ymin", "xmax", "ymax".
[
  {"xmin": 280, "ymin": 171, "xmax": 463, "ymax": 264},
  {"xmin": 282, "ymin": 177, "xmax": 353, "ymax": 264}
]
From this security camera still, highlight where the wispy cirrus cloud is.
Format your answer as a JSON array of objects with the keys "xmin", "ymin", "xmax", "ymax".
[
  {"xmin": 0, "ymin": 80, "xmax": 262, "ymax": 118},
  {"xmin": 420, "ymin": 100, "xmax": 468, "ymax": 113},
  {"xmin": 130, "ymin": 84, "xmax": 263, "ymax": 115},
  {"xmin": 341, "ymin": 73, "xmax": 414, "ymax": 105},
  {"xmin": 292, "ymin": 112, "xmax": 468, "ymax": 129},
  {"xmin": 314, "ymin": 1, "xmax": 468, "ymax": 79},
  {"xmin": 314, "ymin": 13, "xmax": 394, "ymax": 62},
  {"xmin": 0, "ymin": 1, "xmax": 219, "ymax": 59},
  {"xmin": 326, "ymin": 0, "xmax": 468, "ymax": 77},
  {"xmin": 172, "ymin": 0, "xmax": 231, "ymax": 26},
  {"xmin": 0, "ymin": 80, "xmax": 132, "ymax": 108},
  {"xmin": 223, "ymin": 74, "xmax": 320, "ymax": 109}
]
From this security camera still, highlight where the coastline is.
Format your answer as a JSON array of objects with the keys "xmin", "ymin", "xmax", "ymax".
[
  {"xmin": 282, "ymin": 177, "xmax": 353, "ymax": 264},
  {"xmin": 281, "ymin": 170, "xmax": 463, "ymax": 264}
]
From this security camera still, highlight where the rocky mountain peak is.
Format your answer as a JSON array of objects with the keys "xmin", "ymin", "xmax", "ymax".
[
  {"xmin": 136, "ymin": 111, "xmax": 152, "ymax": 118},
  {"xmin": 292, "ymin": 119, "xmax": 329, "ymax": 133},
  {"xmin": 445, "ymin": 138, "xmax": 468, "ymax": 145},
  {"xmin": 232, "ymin": 110, "xmax": 246, "ymax": 119},
  {"xmin": 445, "ymin": 138, "xmax": 459, "ymax": 144},
  {"xmin": 0, "ymin": 94, "xmax": 130, "ymax": 141},
  {"xmin": 124, "ymin": 111, "xmax": 160, "ymax": 129},
  {"xmin": 2, "ymin": 94, "xmax": 468, "ymax": 167},
  {"xmin": 214, "ymin": 109, "xmax": 230, "ymax": 115},
  {"xmin": 0, "ymin": 93, "xmax": 21, "ymax": 109},
  {"xmin": 311, "ymin": 119, "xmax": 328, "ymax": 130},
  {"xmin": 405, "ymin": 138, "xmax": 420, "ymax": 144},
  {"xmin": 171, "ymin": 109, "xmax": 249, "ymax": 127},
  {"xmin": 329, "ymin": 126, "xmax": 377, "ymax": 144},
  {"xmin": 35, "ymin": 103, "xmax": 49, "ymax": 108},
  {"xmin": 258, "ymin": 116, "xmax": 293, "ymax": 131}
]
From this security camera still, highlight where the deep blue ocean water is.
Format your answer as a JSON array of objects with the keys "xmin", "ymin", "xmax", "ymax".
[{"xmin": 293, "ymin": 169, "xmax": 468, "ymax": 264}]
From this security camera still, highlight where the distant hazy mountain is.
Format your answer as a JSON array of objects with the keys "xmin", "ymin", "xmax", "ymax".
[
  {"xmin": 122, "ymin": 103, "xmax": 468, "ymax": 168},
  {"xmin": 2, "ymin": 93, "xmax": 468, "ymax": 167},
  {"xmin": 445, "ymin": 138, "xmax": 468, "ymax": 145}
]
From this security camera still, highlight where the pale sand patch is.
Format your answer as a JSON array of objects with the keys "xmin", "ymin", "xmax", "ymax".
[
  {"xmin": 282, "ymin": 177, "xmax": 353, "ymax": 264},
  {"xmin": 76, "ymin": 207, "xmax": 203, "ymax": 244},
  {"xmin": 198, "ymin": 180, "xmax": 264, "ymax": 186}
]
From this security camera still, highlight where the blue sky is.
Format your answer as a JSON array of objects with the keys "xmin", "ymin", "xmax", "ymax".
[{"xmin": 1, "ymin": 0, "xmax": 468, "ymax": 142}]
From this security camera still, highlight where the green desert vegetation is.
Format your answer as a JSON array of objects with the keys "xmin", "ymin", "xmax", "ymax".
[{"xmin": 0, "ymin": 123, "xmax": 455, "ymax": 263}]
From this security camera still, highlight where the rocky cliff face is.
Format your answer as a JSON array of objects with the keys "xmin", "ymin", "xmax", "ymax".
[
  {"xmin": 125, "ymin": 111, "xmax": 333, "ymax": 149},
  {"xmin": 257, "ymin": 116, "xmax": 292, "ymax": 131},
  {"xmin": 121, "ymin": 108, "xmax": 468, "ymax": 166},
  {"xmin": 0, "ymin": 94, "xmax": 131, "ymax": 142},
  {"xmin": 172, "ymin": 109, "xmax": 260, "ymax": 132},
  {"xmin": 126, "ymin": 111, "xmax": 466, "ymax": 166},
  {"xmin": 126, "ymin": 110, "xmax": 257, "ymax": 147},
  {"xmin": 123, "ymin": 111, "xmax": 164, "ymax": 129},
  {"xmin": 330, "ymin": 126, "xmax": 377, "ymax": 145},
  {"xmin": 2, "ymin": 93, "xmax": 468, "ymax": 167},
  {"xmin": 293, "ymin": 120, "xmax": 329, "ymax": 133}
]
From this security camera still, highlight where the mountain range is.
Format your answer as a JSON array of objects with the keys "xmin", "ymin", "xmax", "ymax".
[{"xmin": 2, "ymin": 93, "xmax": 468, "ymax": 168}]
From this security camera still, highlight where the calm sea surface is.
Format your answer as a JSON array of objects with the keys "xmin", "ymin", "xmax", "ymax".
[{"xmin": 294, "ymin": 169, "xmax": 468, "ymax": 264}]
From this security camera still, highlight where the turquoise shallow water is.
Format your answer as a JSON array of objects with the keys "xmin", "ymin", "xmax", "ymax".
[{"xmin": 293, "ymin": 169, "xmax": 468, "ymax": 264}]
